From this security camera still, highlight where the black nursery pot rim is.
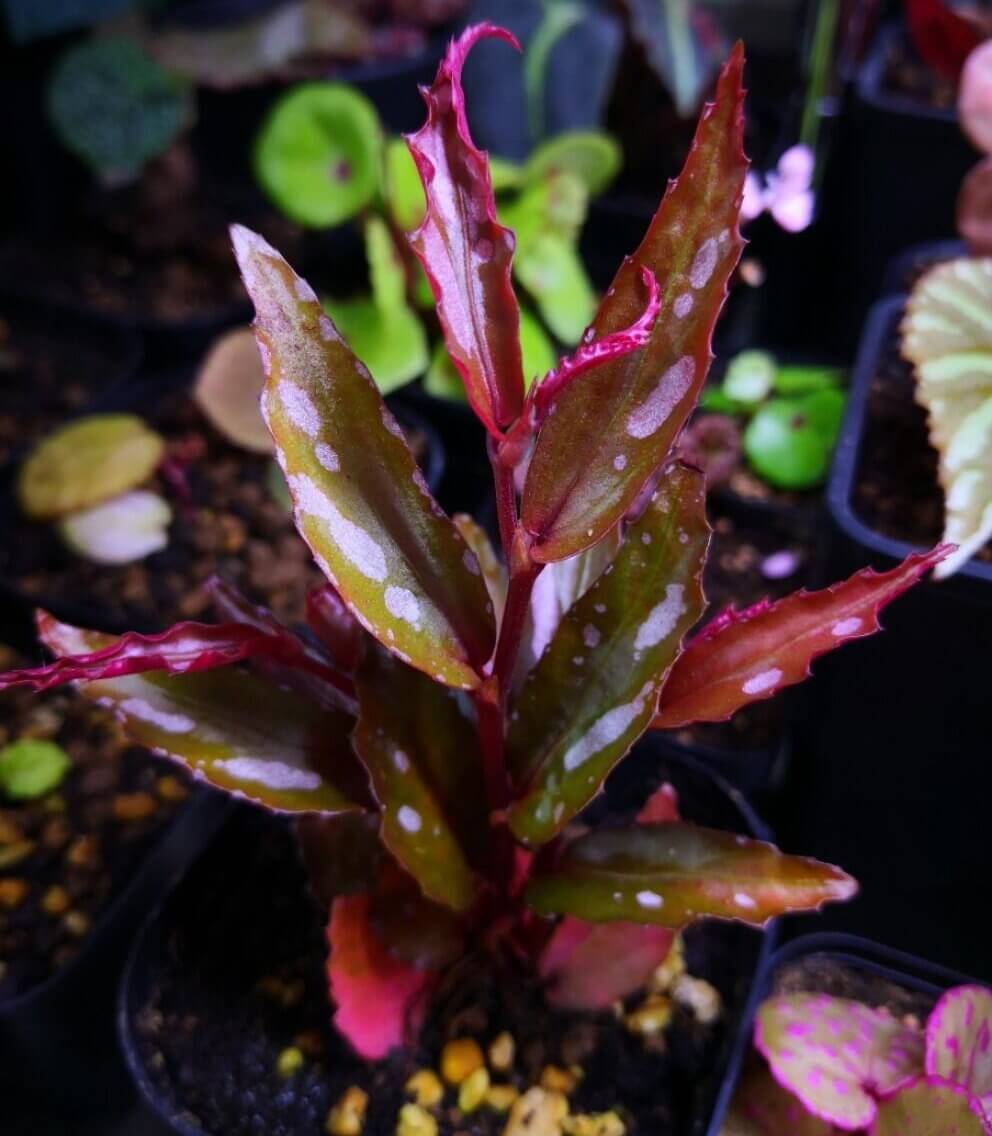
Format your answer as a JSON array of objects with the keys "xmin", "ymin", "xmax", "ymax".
[
  {"xmin": 0, "ymin": 787, "xmax": 230, "ymax": 1019},
  {"xmin": 117, "ymin": 748, "xmax": 777, "ymax": 1136},
  {"xmin": 827, "ymin": 294, "xmax": 992, "ymax": 593},
  {"xmin": 703, "ymin": 930, "xmax": 988, "ymax": 1136},
  {"xmin": 856, "ymin": 22, "xmax": 958, "ymax": 124}
]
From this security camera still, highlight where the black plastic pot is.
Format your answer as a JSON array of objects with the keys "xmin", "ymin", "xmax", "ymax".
[
  {"xmin": 117, "ymin": 748, "xmax": 778, "ymax": 1136},
  {"xmin": 705, "ymin": 931, "xmax": 986, "ymax": 1135},
  {"xmin": 880, "ymin": 238, "xmax": 967, "ymax": 296},
  {"xmin": 0, "ymin": 722, "xmax": 230, "ymax": 1136},
  {"xmin": 842, "ymin": 23, "xmax": 976, "ymax": 348},
  {"xmin": 0, "ymin": 365, "xmax": 447, "ymax": 635},
  {"xmin": 770, "ymin": 293, "xmax": 991, "ymax": 978},
  {"xmin": 828, "ymin": 294, "xmax": 992, "ymax": 598}
]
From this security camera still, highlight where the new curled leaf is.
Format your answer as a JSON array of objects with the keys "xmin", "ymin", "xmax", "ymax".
[
  {"xmin": 406, "ymin": 24, "xmax": 525, "ymax": 434},
  {"xmin": 354, "ymin": 648, "xmax": 487, "ymax": 912},
  {"xmin": 507, "ymin": 464, "xmax": 708, "ymax": 846},
  {"xmin": 26, "ymin": 616, "xmax": 369, "ymax": 815},
  {"xmin": 0, "ymin": 610, "xmax": 343, "ymax": 697},
  {"xmin": 526, "ymin": 823, "xmax": 856, "ymax": 928},
  {"xmin": 521, "ymin": 45, "xmax": 748, "ymax": 563},
  {"xmin": 654, "ymin": 546, "xmax": 952, "ymax": 729},
  {"xmin": 231, "ymin": 225, "xmax": 495, "ymax": 691}
]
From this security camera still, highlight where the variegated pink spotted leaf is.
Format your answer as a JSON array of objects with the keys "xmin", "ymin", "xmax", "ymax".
[
  {"xmin": 327, "ymin": 894, "xmax": 434, "ymax": 1060},
  {"xmin": 0, "ymin": 609, "xmax": 343, "ymax": 696},
  {"xmin": 521, "ymin": 46, "xmax": 747, "ymax": 564},
  {"xmin": 353, "ymin": 646, "xmax": 487, "ymax": 912},
  {"xmin": 231, "ymin": 225, "xmax": 495, "ymax": 692},
  {"xmin": 926, "ymin": 985, "xmax": 992, "ymax": 1124},
  {"xmin": 406, "ymin": 24, "xmax": 525, "ymax": 435},
  {"xmin": 723, "ymin": 1063, "xmax": 841, "ymax": 1135},
  {"xmin": 28, "ymin": 613, "xmax": 370, "ymax": 814},
  {"xmin": 754, "ymin": 994, "xmax": 925, "ymax": 1130},
  {"xmin": 506, "ymin": 465, "xmax": 708, "ymax": 846},
  {"xmin": 654, "ymin": 546, "xmax": 952, "ymax": 728},
  {"xmin": 526, "ymin": 825, "xmax": 856, "ymax": 929},
  {"xmin": 537, "ymin": 785, "xmax": 680, "ymax": 1010},
  {"xmin": 872, "ymin": 1076, "xmax": 989, "ymax": 1136}
]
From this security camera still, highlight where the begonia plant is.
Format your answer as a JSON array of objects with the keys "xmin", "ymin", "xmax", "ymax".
[
  {"xmin": 0, "ymin": 25, "xmax": 950, "ymax": 1063},
  {"xmin": 729, "ymin": 983, "xmax": 992, "ymax": 1133}
]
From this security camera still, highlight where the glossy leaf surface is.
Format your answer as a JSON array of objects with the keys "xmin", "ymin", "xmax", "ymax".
[
  {"xmin": 507, "ymin": 465, "xmax": 708, "ymax": 845},
  {"xmin": 537, "ymin": 784, "xmax": 680, "ymax": 1009},
  {"xmin": 654, "ymin": 547, "xmax": 951, "ymax": 728},
  {"xmin": 327, "ymin": 894, "xmax": 432, "ymax": 1060},
  {"xmin": 873, "ymin": 1076, "xmax": 988, "ymax": 1136},
  {"xmin": 755, "ymin": 994, "xmax": 924, "ymax": 1129},
  {"xmin": 231, "ymin": 225, "xmax": 495, "ymax": 690},
  {"xmin": 902, "ymin": 258, "xmax": 992, "ymax": 578},
  {"xmin": 406, "ymin": 24, "xmax": 525, "ymax": 433},
  {"xmin": 453, "ymin": 514, "xmax": 506, "ymax": 623},
  {"xmin": 526, "ymin": 823, "xmax": 856, "ymax": 928},
  {"xmin": 521, "ymin": 46, "xmax": 747, "ymax": 563},
  {"xmin": 0, "ymin": 609, "xmax": 345, "ymax": 696},
  {"xmin": 27, "ymin": 616, "xmax": 368, "ymax": 814},
  {"xmin": 354, "ymin": 648, "xmax": 486, "ymax": 912},
  {"xmin": 926, "ymin": 985, "xmax": 992, "ymax": 1123}
]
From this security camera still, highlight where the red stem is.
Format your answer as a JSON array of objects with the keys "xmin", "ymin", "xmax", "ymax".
[{"xmin": 488, "ymin": 435, "xmax": 517, "ymax": 564}]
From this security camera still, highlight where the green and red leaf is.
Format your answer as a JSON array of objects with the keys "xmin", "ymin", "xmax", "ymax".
[
  {"xmin": 506, "ymin": 465, "xmax": 708, "ymax": 846},
  {"xmin": 0, "ymin": 610, "xmax": 342, "ymax": 695},
  {"xmin": 724, "ymin": 1064, "xmax": 841, "ymax": 1135},
  {"xmin": 231, "ymin": 225, "xmax": 495, "ymax": 691},
  {"xmin": 521, "ymin": 45, "xmax": 748, "ymax": 563},
  {"xmin": 306, "ymin": 583, "xmax": 364, "ymax": 673},
  {"xmin": 327, "ymin": 894, "xmax": 433, "ymax": 1060},
  {"xmin": 406, "ymin": 24, "xmax": 525, "ymax": 434},
  {"xmin": 353, "ymin": 647, "xmax": 488, "ymax": 912},
  {"xmin": 525, "ymin": 823, "xmax": 856, "ymax": 928},
  {"xmin": 30, "ymin": 616, "xmax": 368, "ymax": 814},
  {"xmin": 654, "ymin": 546, "xmax": 951, "ymax": 728}
]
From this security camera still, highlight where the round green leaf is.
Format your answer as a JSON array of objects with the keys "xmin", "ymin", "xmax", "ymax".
[
  {"xmin": 47, "ymin": 37, "xmax": 190, "ymax": 179},
  {"xmin": 383, "ymin": 137, "xmax": 426, "ymax": 232},
  {"xmin": 523, "ymin": 130, "xmax": 622, "ymax": 196},
  {"xmin": 520, "ymin": 308, "xmax": 557, "ymax": 389},
  {"xmin": 723, "ymin": 349, "xmax": 776, "ymax": 404},
  {"xmin": 18, "ymin": 414, "xmax": 166, "ymax": 521},
  {"xmin": 323, "ymin": 299, "xmax": 428, "ymax": 395},
  {"xmin": 0, "ymin": 739, "xmax": 71, "ymax": 800},
  {"xmin": 774, "ymin": 364, "xmax": 844, "ymax": 396},
  {"xmin": 515, "ymin": 233, "xmax": 596, "ymax": 345},
  {"xmin": 743, "ymin": 389, "xmax": 845, "ymax": 490},
  {"xmin": 490, "ymin": 154, "xmax": 525, "ymax": 192},
  {"xmin": 254, "ymin": 83, "xmax": 382, "ymax": 228}
]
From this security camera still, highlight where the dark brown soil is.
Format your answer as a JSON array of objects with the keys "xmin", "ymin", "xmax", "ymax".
[
  {"xmin": 0, "ymin": 643, "xmax": 188, "ymax": 1001},
  {"xmin": 660, "ymin": 507, "xmax": 815, "ymax": 756},
  {"xmin": 0, "ymin": 174, "xmax": 298, "ymax": 329},
  {"xmin": 0, "ymin": 304, "xmax": 132, "ymax": 465},
  {"xmin": 1, "ymin": 385, "xmax": 437, "ymax": 632},
  {"xmin": 852, "ymin": 323, "xmax": 992, "ymax": 566},
  {"xmin": 132, "ymin": 758, "xmax": 762, "ymax": 1136},
  {"xmin": 770, "ymin": 954, "xmax": 936, "ymax": 1022}
]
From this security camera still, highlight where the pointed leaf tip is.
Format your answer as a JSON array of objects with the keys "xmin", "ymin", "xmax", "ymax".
[
  {"xmin": 406, "ymin": 22, "xmax": 525, "ymax": 433},
  {"xmin": 231, "ymin": 229, "xmax": 495, "ymax": 690},
  {"xmin": 654, "ymin": 545, "xmax": 952, "ymax": 729}
]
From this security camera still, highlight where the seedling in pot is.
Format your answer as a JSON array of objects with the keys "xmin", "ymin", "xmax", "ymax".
[
  {"xmin": 725, "ymin": 983, "xmax": 992, "ymax": 1133},
  {"xmin": 693, "ymin": 350, "xmax": 846, "ymax": 492},
  {"xmin": 0, "ymin": 24, "xmax": 950, "ymax": 1127}
]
